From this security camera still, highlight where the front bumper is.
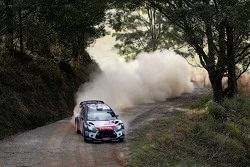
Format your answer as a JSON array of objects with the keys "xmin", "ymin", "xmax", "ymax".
[{"xmin": 85, "ymin": 129, "xmax": 125, "ymax": 141}]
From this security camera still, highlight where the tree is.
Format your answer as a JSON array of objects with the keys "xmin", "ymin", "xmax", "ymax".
[
  {"xmin": 108, "ymin": 2, "xmax": 184, "ymax": 60},
  {"xmin": 50, "ymin": 0, "xmax": 107, "ymax": 62},
  {"xmin": 2, "ymin": 0, "xmax": 14, "ymax": 56},
  {"xmin": 0, "ymin": 0, "xmax": 111, "ymax": 64},
  {"xmin": 146, "ymin": 0, "xmax": 250, "ymax": 103}
]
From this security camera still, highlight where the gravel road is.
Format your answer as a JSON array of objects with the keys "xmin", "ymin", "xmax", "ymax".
[{"xmin": 0, "ymin": 88, "xmax": 209, "ymax": 167}]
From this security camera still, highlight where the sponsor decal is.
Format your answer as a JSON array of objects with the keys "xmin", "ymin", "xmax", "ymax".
[{"xmin": 97, "ymin": 126, "xmax": 115, "ymax": 131}]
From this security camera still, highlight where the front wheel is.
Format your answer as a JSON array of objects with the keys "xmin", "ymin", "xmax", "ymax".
[
  {"xmin": 83, "ymin": 127, "xmax": 91, "ymax": 143},
  {"xmin": 119, "ymin": 138, "xmax": 125, "ymax": 142}
]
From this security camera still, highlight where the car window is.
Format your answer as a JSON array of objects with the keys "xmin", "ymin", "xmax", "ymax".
[
  {"xmin": 87, "ymin": 111, "xmax": 116, "ymax": 121},
  {"xmin": 80, "ymin": 108, "xmax": 85, "ymax": 117}
]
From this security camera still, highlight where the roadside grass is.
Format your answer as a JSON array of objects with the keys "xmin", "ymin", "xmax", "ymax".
[
  {"xmin": 128, "ymin": 96, "xmax": 250, "ymax": 167},
  {"xmin": 189, "ymin": 94, "xmax": 212, "ymax": 110}
]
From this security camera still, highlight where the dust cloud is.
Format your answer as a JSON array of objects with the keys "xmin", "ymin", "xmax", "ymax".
[{"xmin": 75, "ymin": 50, "xmax": 194, "ymax": 112}]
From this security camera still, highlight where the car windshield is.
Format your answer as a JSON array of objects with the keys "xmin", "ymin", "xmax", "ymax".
[{"xmin": 87, "ymin": 111, "xmax": 116, "ymax": 121}]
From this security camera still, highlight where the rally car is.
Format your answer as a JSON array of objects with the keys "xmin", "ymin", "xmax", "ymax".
[{"xmin": 75, "ymin": 100, "xmax": 125, "ymax": 142}]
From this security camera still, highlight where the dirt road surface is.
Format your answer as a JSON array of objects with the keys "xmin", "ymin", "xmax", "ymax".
[{"xmin": 0, "ymin": 88, "xmax": 208, "ymax": 167}]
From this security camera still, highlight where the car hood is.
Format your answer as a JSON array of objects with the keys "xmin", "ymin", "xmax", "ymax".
[{"xmin": 87, "ymin": 120, "xmax": 123, "ymax": 128}]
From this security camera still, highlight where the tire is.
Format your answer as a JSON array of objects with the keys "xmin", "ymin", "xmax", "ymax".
[
  {"xmin": 84, "ymin": 136, "xmax": 89, "ymax": 143},
  {"xmin": 75, "ymin": 120, "xmax": 81, "ymax": 134},
  {"xmin": 82, "ymin": 126, "xmax": 93, "ymax": 143},
  {"xmin": 82, "ymin": 126, "xmax": 89, "ymax": 143}
]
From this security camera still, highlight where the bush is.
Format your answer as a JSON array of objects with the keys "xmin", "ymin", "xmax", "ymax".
[
  {"xmin": 207, "ymin": 101, "xmax": 227, "ymax": 121},
  {"xmin": 190, "ymin": 94, "xmax": 212, "ymax": 110}
]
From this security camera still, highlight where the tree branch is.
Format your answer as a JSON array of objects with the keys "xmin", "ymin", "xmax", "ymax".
[
  {"xmin": 147, "ymin": 0, "xmax": 185, "ymax": 29},
  {"xmin": 236, "ymin": 43, "xmax": 250, "ymax": 59},
  {"xmin": 237, "ymin": 59, "xmax": 250, "ymax": 80},
  {"xmin": 236, "ymin": 51, "xmax": 250, "ymax": 64}
]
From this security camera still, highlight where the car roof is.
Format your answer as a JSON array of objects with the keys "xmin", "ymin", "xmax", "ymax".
[
  {"xmin": 79, "ymin": 100, "xmax": 112, "ymax": 111},
  {"xmin": 80, "ymin": 100, "xmax": 104, "ymax": 108}
]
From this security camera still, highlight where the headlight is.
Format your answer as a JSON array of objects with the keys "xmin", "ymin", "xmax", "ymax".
[
  {"xmin": 87, "ymin": 125, "xmax": 97, "ymax": 133},
  {"xmin": 115, "ymin": 124, "xmax": 124, "ymax": 132}
]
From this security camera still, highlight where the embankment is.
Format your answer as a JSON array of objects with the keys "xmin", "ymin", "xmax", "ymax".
[{"xmin": 0, "ymin": 53, "xmax": 97, "ymax": 139}]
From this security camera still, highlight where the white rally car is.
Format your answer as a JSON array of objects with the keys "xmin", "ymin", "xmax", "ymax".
[{"xmin": 75, "ymin": 100, "xmax": 125, "ymax": 142}]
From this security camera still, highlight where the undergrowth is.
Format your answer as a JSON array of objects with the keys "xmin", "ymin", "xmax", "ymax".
[{"xmin": 128, "ymin": 95, "xmax": 250, "ymax": 167}]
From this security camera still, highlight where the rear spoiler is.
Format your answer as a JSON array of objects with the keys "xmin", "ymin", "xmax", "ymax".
[{"xmin": 80, "ymin": 100, "xmax": 104, "ymax": 108}]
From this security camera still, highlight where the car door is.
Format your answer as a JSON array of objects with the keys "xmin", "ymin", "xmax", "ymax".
[{"xmin": 79, "ymin": 107, "xmax": 86, "ymax": 133}]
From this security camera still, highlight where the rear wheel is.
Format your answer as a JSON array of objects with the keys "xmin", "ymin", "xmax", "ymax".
[{"xmin": 75, "ymin": 120, "xmax": 81, "ymax": 134}]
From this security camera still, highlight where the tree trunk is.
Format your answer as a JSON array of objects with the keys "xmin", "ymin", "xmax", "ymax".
[
  {"xmin": 4, "ymin": 0, "xmax": 14, "ymax": 56},
  {"xmin": 227, "ymin": 62, "xmax": 237, "ymax": 98},
  {"xmin": 209, "ymin": 73, "xmax": 224, "ymax": 103},
  {"xmin": 226, "ymin": 23, "xmax": 237, "ymax": 98},
  {"xmin": 26, "ymin": 35, "xmax": 34, "ymax": 52},
  {"xmin": 18, "ymin": 7, "xmax": 24, "ymax": 55}
]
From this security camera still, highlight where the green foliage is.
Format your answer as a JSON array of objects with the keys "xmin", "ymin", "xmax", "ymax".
[{"xmin": 0, "ymin": 0, "xmax": 110, "ymax": 60}]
